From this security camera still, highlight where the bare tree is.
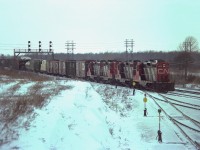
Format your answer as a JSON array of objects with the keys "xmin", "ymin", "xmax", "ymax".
[
  {"xmin": 178, "ymin": 36, "xmax": 199, "ymax": 52},
  {"xmin": 175, "ymin": 36, "xmax": 199, "ymax": 84}
]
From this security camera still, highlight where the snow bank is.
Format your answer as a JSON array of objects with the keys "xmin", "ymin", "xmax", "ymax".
[
  {"xmin": 2, "ymin": 81, "xmax": 118, "ymax": 149},
  {"xmin": 0, "ymin": 79, "xmax": 197, "ymax": 150}
]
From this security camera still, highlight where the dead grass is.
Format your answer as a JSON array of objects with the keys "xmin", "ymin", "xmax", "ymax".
[
  {"xmin": 6, "ymin": 82, "xmax": 22, "ymax": 95},
  {"xmin": 0, "ymin": 95, "xmax": 43, "ymax": 124},
  {"xmin": 29, "ymin": 82, "xmax": 44, "ymax": 95},
  {"xmin": 0, "ymin": 73, "xmax": 72, "ymax": 146},
  {"xmin": 0, "ymin": 82, "xmax": 72, "ymax": 123},
  {"xmin": 0, "ymin": 68, "xmax": 51, "ymax": 82},
  {"xmin": 0, "ymin": 81, "xmax": 72, "ymax": 122},
  {"xmin": 93, "ymin": 84, "xmax": 132, "ymax": 117}
]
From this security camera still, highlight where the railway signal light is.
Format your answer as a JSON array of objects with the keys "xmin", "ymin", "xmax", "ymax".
[
  {"xmin": 49, "ymin": 41, "xmax": 52, "ymax": 52},
  {"xmin": 39, "ymin": 41, "xmax": 42, "ymax": 52},
  {"xmin": 158, "ymin": 109, "xmax": 162, "ymax": 133},
  {"xmin": 157, "ymin": 109, "xmax": 162, "ymax": 142},
  {"xmin": 143, "ymin": 94, "xmax": 147, "ymax": 109},
  {"xmin": 28, "ymin": 41, "xmax": 31, "ymax": 52},
  {"xmin": 143, "ymin": 97, "xmax": 147, "ymax": 103},
  {"xmin": 143, "ymin": 94, "xmax": 148, "ymax": 117}
]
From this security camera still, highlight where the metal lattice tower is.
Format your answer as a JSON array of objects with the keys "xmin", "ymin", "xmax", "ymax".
[
  {"xmin": 65, "ymin": 41, "xmax": 76, "ymax": 60},
  {"xmin": 124, "ymin": 39, "xmax": 134, "ymax": 61}
]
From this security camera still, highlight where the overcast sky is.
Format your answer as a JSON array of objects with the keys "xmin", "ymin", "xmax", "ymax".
[{"xmin": 0, "ymin": 0, "xmax": 200, "ymax": 55}]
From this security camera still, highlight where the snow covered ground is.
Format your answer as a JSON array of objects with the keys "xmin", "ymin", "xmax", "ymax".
[{"xmin": 0, "ymin": 75, "xmax": 198, "ymax": 150}]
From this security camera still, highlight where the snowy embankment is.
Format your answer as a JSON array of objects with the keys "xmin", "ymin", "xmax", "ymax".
[
  {"xmin": 10, "ymin": 81, "xmax": 115, "ymax": 150},
  {"xmin": 0, "ymin": 76, "xmax": 196, "ymax": 150}
]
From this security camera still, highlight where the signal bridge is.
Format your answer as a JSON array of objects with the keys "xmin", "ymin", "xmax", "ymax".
[
  {"xmin": 14, "ymin": 48, "xmax": 53, "ymax": 53},
  {"xmin": 14, "ymin": 41, "xmax": 54, "ymax": 59}
]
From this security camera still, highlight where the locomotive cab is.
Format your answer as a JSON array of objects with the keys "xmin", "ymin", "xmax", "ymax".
[{"xmin": 139, "ymin": 60, "xmax": 174, "ymax": 92}]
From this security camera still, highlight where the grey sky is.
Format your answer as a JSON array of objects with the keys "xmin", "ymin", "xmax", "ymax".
[{"xmin": 0, "ymin": 0, "xmax": 200, "ymax": 55}]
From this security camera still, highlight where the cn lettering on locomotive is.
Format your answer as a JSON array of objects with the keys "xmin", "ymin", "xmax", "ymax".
[{"xmin": 157, "ymin": 68, "xmax": 169, "ymax": 75}]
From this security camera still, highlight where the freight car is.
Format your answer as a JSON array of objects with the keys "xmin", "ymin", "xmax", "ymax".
[
  {"xmin": 23, "ymin": 58, "xmax": 174, "ymax": 92},
  {"xmin": 25, "ymin": 59, "xmax": 41, "ymax": 72}
]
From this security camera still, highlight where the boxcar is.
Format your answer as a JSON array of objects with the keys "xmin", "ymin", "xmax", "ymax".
[
  {"xmin": 76, "ymin": 60, "xmax": 86, "ymax": 78},
  {"xmin": 46, "ymin": 60, "xmax": 59, "ymax": 75},
  {"xmin": 52, "ymin": 60, "xmax": 59, "ymax": 75},
  {"xmin": 34, "ymin": 59, "xmax": 42, "ymax": 72},
  {"xmin": 85, "ymin": 60, "xmax": 95, "ymax": 80},
  {"xmin": 46, "ymin": 60, "xmax": 51, "ymax": 74},
  {"xmin": 66, "ymin": 60, "xmax": 76, "ymax": 78},
  {"xmin": 40, "ymin": 60, "xmax": 47, "ymax": 73},
  {"xmin": 25, "ymin": 59, "xmax": 41, "ymax": 72},
  {"xmin": 59, "ymin": 60, "xmax": 66, "ymax": 76}
]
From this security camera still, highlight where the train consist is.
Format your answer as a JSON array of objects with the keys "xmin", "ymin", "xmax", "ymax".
[{"xmin": 21, "ymin": 58, "xmax": 174, "ymax": 92}]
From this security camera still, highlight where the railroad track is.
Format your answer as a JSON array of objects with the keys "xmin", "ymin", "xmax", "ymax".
[
  {"xmin": 153, "ymin": 94, "xmax": 200, "ymax": 110},
  {"xmin": 176, "ymin": 88, "xmax": 200, "ymax": 94},
  {"xmin": 166, "ymin": 89, "xmax": 200, "ymax": 99},
  {"xmin": 145, "ymin": 92, "xmax": 200, "ymax": 150}
]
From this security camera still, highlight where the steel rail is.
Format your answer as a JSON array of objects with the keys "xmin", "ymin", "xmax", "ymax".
[{"xmin": 145, "ymin": 92, "xmax": 200, "ymax": 150}]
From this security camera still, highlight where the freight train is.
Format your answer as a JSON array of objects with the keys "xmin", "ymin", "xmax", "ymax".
[
  {"xmin": 20, "ymin": 58, "xmax": 174, "ymax": 92},
  {"xmin": 0, "ymin": 57, "xmax": 175, "ymax": 92}
]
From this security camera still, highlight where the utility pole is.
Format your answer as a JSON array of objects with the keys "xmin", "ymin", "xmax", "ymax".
[
  {"xmin": 124, "ymin": 39, "xmax": 134, "ymax": 61},
  {"xmin": 65, "ymin": 41, "xmax": 76, "ymax": 60},
  {"xmin": 183, "ymin": 42, "xmax": 192, "ymax": 83}
]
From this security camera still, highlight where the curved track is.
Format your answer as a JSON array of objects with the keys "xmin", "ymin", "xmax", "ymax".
[
  {"xmin": 146, "ymin": 91, "xmax": 200, "ymax": 150},
  {"xmin": 166, "ymin": 88, "xmax": 200, "ymax": 99}
]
